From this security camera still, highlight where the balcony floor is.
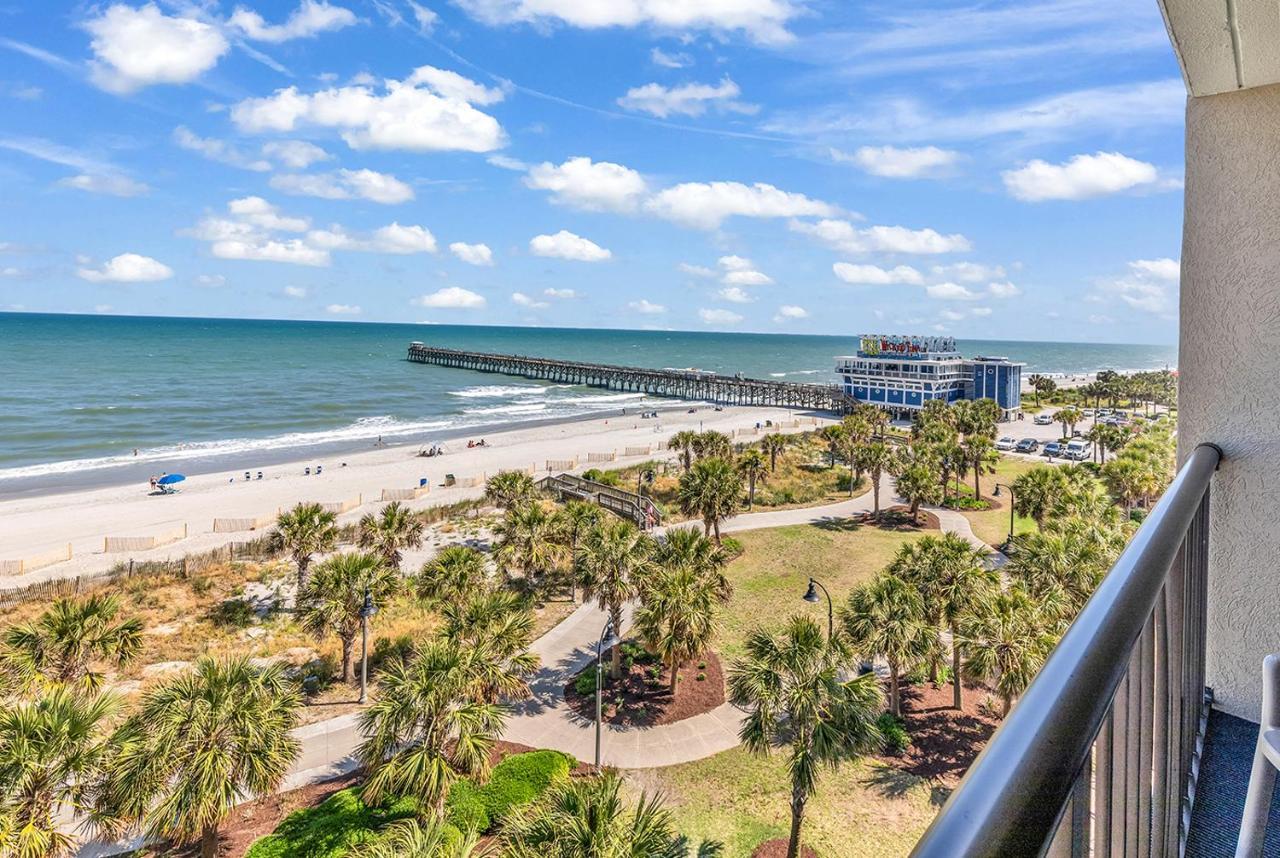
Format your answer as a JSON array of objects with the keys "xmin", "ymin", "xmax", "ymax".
[{"xmin": 1188, "ymin": 709, "xmax": 1280, "ymax": 856}]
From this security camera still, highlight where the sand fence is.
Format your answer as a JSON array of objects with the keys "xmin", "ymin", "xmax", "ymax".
[
  {"xmin": 316, "ymin": 494, "xmax": 363, "ymax": 515},
  {"xmin": 380, "ymin": 486, "xmax": 431, "ymax": 502},
  {"xmin": 103, "ymin": 523, "xmax": 189, "ymax": 553},
  {"xmin": 545, "ymin": 458, "xmax": 578, "ymax": 472},
  {"xmin": 586, "ymin": 451, "xmax": 617, "ymax": 463},
  {"xmin": 212, "ymin": 512, "xmax": 280, "ymax": 533},
  {"xmin": 624, "ymin": 446, "xmax": 652, "ymax": 457},
  {"xmin": 0, "ymin": 543, "xmax": 73, "ymax": 576}
]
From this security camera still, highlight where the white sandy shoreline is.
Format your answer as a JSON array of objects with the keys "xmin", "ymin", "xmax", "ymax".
[{"xmin": 0, "ymin": 405, "xmax": 832, "ymax": 588}]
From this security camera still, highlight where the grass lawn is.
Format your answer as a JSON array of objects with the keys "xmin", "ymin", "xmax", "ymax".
[
  {"xmin": 716, "ymin": 522, "xmax": 928, "ymax": 660},
  {"xmin": 626, "ymin": 747, "xmax": 941, "ymax": 858},
  {"xmin": 947, "ymin": 455, "xmax": 1040, "ymax": 548}
]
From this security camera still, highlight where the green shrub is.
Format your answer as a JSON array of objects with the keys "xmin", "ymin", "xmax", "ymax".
[
  {"xmin": 475, "ymin": 750, "xmax": 574, "ymax": 827},
  {"xmin": 573, "ymin": 670, "xmax": 597, "ymax": 697},
  {"xmin": 620, "ymin": 641, "xmax": 655, "ymax": 664},
  {"xmin": 244, "ymin": 787, "xmax": 416, "ymax": 858},
  {"xmin": 207, "ymin": 597, "xmax": 256, "ymax": 629},
  {"xmin": 1129, "ymin": 508, "xmax": 1148, "ymax": 524},
  {"xmin": 719, "ymin": 536, "xmax": 745, "ymax": 560},
  {"xmin": 942, "ymin": 496, "xmax": 990, "ymax": 511},
  {"xmin": 582, "ymin": 468, "xmax": 621, "ymax": 487},
  {"xmin": 877, "ymin": 713, "xmax": 911, "ymax": 756},
  {"xmin": 370, "ymin": 634, "xmax": 415, "ymax": 672},
  {"xmin": 445, "ymin": 780, "xmax": 490, "ymax": 833}
]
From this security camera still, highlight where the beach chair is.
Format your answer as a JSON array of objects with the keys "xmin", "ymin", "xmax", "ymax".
[
  {"xmin": 1236, "ymin": 654, "xmax": 1280, "ymax": 856},
  {"xmin": 444, "ymin": 474, "xmax": 457, "ymax": 487}
]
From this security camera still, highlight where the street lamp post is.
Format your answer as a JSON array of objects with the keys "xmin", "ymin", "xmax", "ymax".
[
  {"xmin": 358, "ymin": 587, "xmax": 377, "ymax": 704},
  {"xmin": 594, "ymin": 618, "xmax": 615, "ymax": 772},
  {"xmin": 802, "ymin": 577, "xmax": 833, "ymax": 639},
  {"xmin": 992, "ymin": 483, "xmax": 1016, "ymax": 550}
]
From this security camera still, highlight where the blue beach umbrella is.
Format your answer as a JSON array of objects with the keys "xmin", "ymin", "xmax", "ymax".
[{"xmin": 156, "ymin": 474, "xmax": 186, "ymax": 485}]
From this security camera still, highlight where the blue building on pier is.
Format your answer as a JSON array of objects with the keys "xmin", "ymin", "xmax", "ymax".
[{"xmin": 835, "ymin": 335, "xmax": 1023, "ymax": 422}]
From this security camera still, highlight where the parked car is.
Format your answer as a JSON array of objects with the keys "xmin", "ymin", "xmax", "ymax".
[
  {"xmin": 1043, "ymin": 442, "xmax": 1063, "ymax": 457},
  {"xmin": 1015, "ymin": 438, "xmax": 1040, "ymax": 453},
  {"xmin": 1064, "ymin": 440, "xmax": 1091, "ymax": 461},
  {"xmin": 996, "ymin": 436, "xmax": 1017, "ymax": 451},
  {"xmin": 1033, "ymin": 414, "xmax": 1054, "ymax": 425}
]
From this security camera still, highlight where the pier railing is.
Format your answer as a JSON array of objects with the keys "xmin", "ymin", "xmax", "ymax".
[
  {"xmin": 538, "ymin": 473, "xmax": 661, "ymax": 529},
  {"xmin": 407, "ymin": 343, "xmax": 854, "ymax": 412}
]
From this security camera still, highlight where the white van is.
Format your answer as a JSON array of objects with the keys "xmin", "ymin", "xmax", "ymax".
[{"xmin": 1064, "ymin": 440, "xmax": 1091, "ymax": 461}]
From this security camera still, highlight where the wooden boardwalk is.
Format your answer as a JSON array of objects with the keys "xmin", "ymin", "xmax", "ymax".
[{"xmin": 406, "ymin": 343, "xmax": 852, "ymax": 412}]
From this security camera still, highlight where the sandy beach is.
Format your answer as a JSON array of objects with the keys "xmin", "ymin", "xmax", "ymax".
[{"xmin": 0, "ymin": 405, "xmax": 830, "ymax": 587}]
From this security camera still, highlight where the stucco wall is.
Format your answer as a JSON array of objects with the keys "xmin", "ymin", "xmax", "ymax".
[{"xmin": 1180, "ymin": 83, "xmax": 1280, "ymax": 720}]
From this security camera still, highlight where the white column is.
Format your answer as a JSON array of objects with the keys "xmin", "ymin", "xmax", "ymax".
[{"xmin": 1180, "ymin": 82, "xmax": 1280, "ymax": 719}]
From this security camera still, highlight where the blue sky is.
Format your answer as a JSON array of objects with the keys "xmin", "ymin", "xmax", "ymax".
[{"xmin": 0, "ymin": 0, "xmax": 1184, "ymax": 343}]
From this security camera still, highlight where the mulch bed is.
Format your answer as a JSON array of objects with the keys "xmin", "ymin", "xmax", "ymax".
[
  {"xmin": 752, "ymin": 838, "xmax": 818, "ymax": 858},
  {"xmin": 564, "ymin": 648, "xmax": 726, "ymax": 727},
  {"xmin": 881, "ymin": 681, "xmax": 1001, "ymax": 784},
  {"xmin": 855, "ymin": 506, "xmax": 941, "ymax": 531}
]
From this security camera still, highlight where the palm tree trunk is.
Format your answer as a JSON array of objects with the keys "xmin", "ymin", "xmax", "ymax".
[
  {"xmin": 200, "ymin": 824, "xmax": 219, "ymax": 858},
  {"xmin": 296, "ymin": 555, "xmax": 311, "ymax": 592},
  {"xmin": 341, "ymin": 636, "xmax": 354, "ymax": 684},
  {"xmin": 787, "ymin": 787, "xmax": 807, "ymax": 858},
  {"xmin": 748, "ymin": 477, "xmax": 756, "ymax": 510},
  {"xmin": 1002, "ymin": 694, "xmax": 1012, "ymax": 718},
  {"xmin": 890, "ymin": 666, "xmax": 901, "ymax": 717},
  {"xmin": 872, "ymin": 476, "xmax": 881, "ymax": 515},
  {"xmin": 713, "ymin": 520, "xmax": 722, "ymax": 545},
  {"xmin": 951, "ymin": 627, "xmax": 963, "ymax": 710},
  {"xmin": 668, "ymin": 652, "xmax": 679, "ymax": 696},
  {"xmin": 610, "ymin": 606, "xmax": 623, "ymax": 680},
  {"xmin": 973, "ymin": 464, "xmax": 981, "ymax": 500},
  {"xmin": 849, "ymin": 457, "xmax": 856, "ymax": 497}
]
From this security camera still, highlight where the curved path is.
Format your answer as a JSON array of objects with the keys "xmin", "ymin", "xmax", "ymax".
[{"xmin": 282, "ymin": 477, "xmax": 1001, "ymax": 787}]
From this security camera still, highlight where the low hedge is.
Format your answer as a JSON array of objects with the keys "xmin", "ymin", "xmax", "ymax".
[
  {"xmin": 446, "ymin": 749, "xmax": 575, "ymax": 831},
  {"xmin": 244, "ymin": 788, "xmax": 417, "ymax": 858}
]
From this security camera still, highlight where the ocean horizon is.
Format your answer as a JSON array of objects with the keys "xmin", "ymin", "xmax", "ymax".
[{"xmin": 0, "ymin": 312, "xmax": 1177, "ymax": 486}]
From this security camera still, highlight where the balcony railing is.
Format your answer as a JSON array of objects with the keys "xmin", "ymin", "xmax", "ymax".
[{"xmin": 912, "ymin": 442, "xmax": 1222, "ymax": 858}]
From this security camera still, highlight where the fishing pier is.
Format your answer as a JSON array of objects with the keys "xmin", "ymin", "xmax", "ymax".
[{"xmin": 406, "ymin": 343, "xmax": 852, "ymax": 412}]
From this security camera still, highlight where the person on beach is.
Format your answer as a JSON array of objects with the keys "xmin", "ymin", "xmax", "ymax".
[{"xmin": 148, "ymin": 476, "xmax": 157, "ymax": 491}]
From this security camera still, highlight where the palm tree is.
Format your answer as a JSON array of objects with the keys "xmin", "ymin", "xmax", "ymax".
[
  {"xmin": 728, "ymin": 617, "xmax": 883, "ymax": 858},
  {"xmin": 358, "ymin": 639, "xmax": 505, "ymax": 817},
  {"xmin": 96, "ymin": 656, "xmax": 301, "ymax": 858},
  {"xmin": 692, "ymin": 430, "xmax": 733, "ymax": 462},
  {"xmin": 651, "ymin": 527, "xmax": 731, "ymax": 602},
  {"xmin": 1027, "ymin": 374, "xmax": 1056, "ymax": 407},
  {"xmin": 890, "ymin": 534, "xmax": 997, "ymax": 709},
  {"xmin": 501, "ymin": 771, "xmax": 721, "ymax": 858},
  {"xmin": 576, "ymin": 519, "xmax": 653, "ymax": 679},
  {"xmin": 484, "ymin": 470, "xmax": 538, "ymax": 510},
  {"xmin": 415, "ymin": 545, "xmax": 489, "ymax": 604},
  {"xmin": 437, "ymin": 589, "xmax": 539, "ymax": 702},
  {"xmin": 667, "ymin": 430, "xmax": 699, "ymax": 473},
  {"xmin": 761, "ymin": 432, "xmax": 788, "ymax": 472},
  {"xmin": 1006, "ymin": 527, "xmax": 1120, "ymax": 626},
  {"xmin": 362, "ymin": 818, "xmax": 491, "ymax": 857},
  {"xmin": 855, "ymin": 441, "xmax": 895, "ymax": 517},
  {"xmin": 737, "ymin": 448, "xmax": 768, "ymax": 509},
  {"xmin": 635, "ymin": 563, "xmax": 721, "ymax": 697},
  {"xmin": 676, "ymin": 457, "xmax": 742, "ymax": 544},
  {"xmin": 841, "ymin": 574, "xmax": 933, "ymax": 717},
  {"xmin": 818, "ymin": 425, "xmax": 845, "ymax": 469},
  {"xmin": 1053, "ymin": 406, "xmax": 1085, "ymax": 439},
  {"xmin": 298, "ymin": 551, "xmax": 401, "ymax": 684},
  {"xmin": 1101, "ymin": 456, "xmax": 1152, "ymax": 514},
  {"xmin": 494, "ymin": 502, "xmax": 563, "ymax": 584},
  {"xmin": 0, "ymin": 594, "xmax": 142, "ymax": 696},
  {"xmin": 958, "ymin": 588, "xmax": 1057, "ymax": 717},
  {"xmin": 551, "ymin": 500, "xmax": 605, "ymax": 602},
  {"xmin": 276, "ymin": 502, "xmax": 339, "ymax": 592},
  {"xmin": 962, "ymin": 434, "xmax": 998, "ymax": 501},
  {"xmin": 0, "ymin": 688, "xmax": 116, "ymax": 858},
  {"xmin": 357, "ymin": 501, "xmax": 425, "ymax": 571},
  {"xmin": 895, "ymin": 458, "xmax": 943, "ymax": 524},
  {"xmin": 1010, "ymin": 466, "xmax": 1068, "ymax": 527}
]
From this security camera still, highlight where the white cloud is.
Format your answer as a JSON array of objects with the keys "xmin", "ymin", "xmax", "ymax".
[
  {"xmin": 717, "ymin": 255, "xmax": 752, "ymax": 271},
  {"xmin": 678, "ymin": 263, "xmax": 717, "ymax": 278},
  {"xmin": 651, "ymin": 47, "xmax": 691, "ymax": 68},
  {"xmin": 77, "ymin": 252, "xmax": 173, "ymax": 283},
  {"xmin": 939, "ymin": 309, "xmax": 965, "ymax": 321},
  {"xmin": 196, "ymin": 274, "xmax": 225, "ymax": 287},
  {"xmin": 283, "ymin": 285, "xmax": 307, "ymax": 297},
  {"xmin": 228, "ymin": 196, "xmax": 310, "ymax": 232},
  {"xmin": 487, "ymin": 154, "xmax": 529, "ymax": 171},
  {"xmin": 270, "ymin": 169, "xmax": 415, "ymax": 204},
  {"xmin": 511, "ymin": 291, "xmax": 549, "ymax": 309},
  {"xmin": 1091, "ymin": 258, "xmax": 1179, "ymax": 314},
  {"xmin": 926, "ymin": 282, "xmax": 980, "ymax": 301},
  {"xmin": 94, "ymin": 304, "xmax": 113, "ymax": 313},
  {"xmin": 84, "ymin": 4, "xmax": 229, "ymax": 93},
  {"xmin": 1130, "ymin": 258, "xmax": 1179, "ymax": 280},
  {"xmin": 832, "ymin": 145, "xmax": 958, "ymax": 179},
  {"xmin": 1089, "ymin": 314, "xmax": 1115, "ymax": 325},
  {"xmin": 629, "ymin": 298, "xmax": 666, "ymax": 314},
  {"xmin": 791, "ymin": 218, "xmax": 971, "ymax": 254},
  {"xmin": 698, "ymin": 307, "xmax": 743, "ymax": 324},
  {"xmin": 832, "ymin": 263, "xmax": 923, "ymax": 285},
  {"xmin": 450, "ymin": 0, "xmax": 799, "ymax": 45},
  {"xmin": 543, "ymin": 287, "xmax": 576, "ymax": 298},
  {"xmin": 308, "ymin": 222, "xmax": 438, "ymax": 254},
  {"xmin": 1002, "ymin": 151, "xmax": 1161, "ymax": 202},
  {"xmin": 261, "ymin": 140, "xmax": 331, "ymax": 169},
  {"xmin": 717, "ymin": 286, "xmax": 755, "ymax": 304},
  {"xmin": 525, "ymin": 157, "xmax": 648, "ymax": 213},
  {"xmin": 57, "ymin": 173, "xmax": 149, "ymax": 197},
  {"xmin": 450, "ymin": 242, "xmax": 494, "ymax": 266},
  {"xmin": 231, "ymin": 66, "xmax": 506, "ymax": 153},
  {"xmin": 174, "ymin": 126, "xmax": 271, "ymax": 171},
  {"xmin": 617, "ymin": 76, "xmax": 756, "ymax": 119},
  {"xmin": 529, "ymin": 230, "xmax": 612, "ymax": 262},
  {"xmin": 931, "ymin": 262, "xmax": 1005, "ymax": 283},
  {"xmin": 774, "ymin": 305, "xmax": 808, "ymax": 322},
  {"xmin": 987, "ymin": 281, "xmax": 1021, "ymax": 298},
  {"xmin": 228, "ymin": 1, "xmax": 358, "ymax": 43},
  {"xmin": 971, "ymin": 307, "xmax": 993, "ymax": 317},
  {"xmin": 722, "ymin": 269, "xmax": 773, "ymax": 286},
  {"xmin": 646, "ymin": 181, "xmax": 838, "ymax": 230},
  {"xmin": 216, "ymin": 238, "xmax": 330, "ymax": 266},
  {"xmin": 414, "ymin": 286, "xmax": 486, "ymax": 309},
  {"xmin": 326, "ymin": 303, "xmax": 361, "ymax": 314}
]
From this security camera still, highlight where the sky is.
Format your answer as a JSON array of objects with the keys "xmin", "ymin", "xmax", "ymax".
[{"xmin": 0, "ymin": 0, "xmax": 1185, "ymax": 343}]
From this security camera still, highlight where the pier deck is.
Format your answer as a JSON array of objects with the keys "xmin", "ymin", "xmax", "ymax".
[{"xmin": 406, "ymin": 343, "xmax": 852, "ymax": 412}]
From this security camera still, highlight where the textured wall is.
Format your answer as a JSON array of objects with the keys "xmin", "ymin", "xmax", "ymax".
[{"xmin": 1181, "ymin": 83, "xmax": 1280, "ymax": 719}]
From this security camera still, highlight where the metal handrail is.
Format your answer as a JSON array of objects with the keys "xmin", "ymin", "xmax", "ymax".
[{"xmin": 911, "ymin": 442, "xmax": 1222, "ymax": 857}]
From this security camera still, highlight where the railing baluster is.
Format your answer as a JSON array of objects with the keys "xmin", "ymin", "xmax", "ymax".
[
  {"xmin": 1096, "ymin": 711, "xmax": 1114, "ymax": 858},
  {"xmin": 1111, "ymin": 676, "xmax": 1130, "ymax": 858},
  {"xmin": 1151, "ymin": 587, "xmax": 1170, "ymax": 858},
  {"xmin": 1138, "ymin": 618, "xmax": 1156, "ymax": 856}
]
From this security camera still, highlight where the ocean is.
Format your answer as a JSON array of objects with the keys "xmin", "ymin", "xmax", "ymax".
[{"xmin": 0, "ymin": 313, "xmax": 1176, "ymax": 489}]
